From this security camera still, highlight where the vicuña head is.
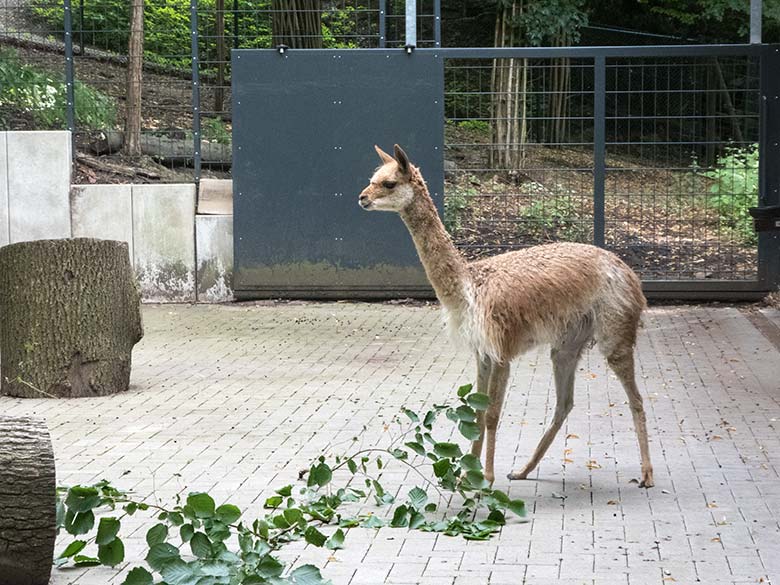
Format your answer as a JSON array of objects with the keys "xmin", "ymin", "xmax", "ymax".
[
  {"xmin": 358, "ymin": 142, "xmax": 654, "ymax": 489},
  {"xmin": 359, "ymin": 144, "xmax": 419, "ymax": 213}
]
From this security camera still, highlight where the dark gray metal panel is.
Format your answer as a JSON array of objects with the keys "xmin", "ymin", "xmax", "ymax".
[
  {"xmin": 232, "ymin": 49, "xmax": 444, "ymax": 298},
  {"xmin": 759, "ymin": 45, "xmax": 780, "ymax": 290}
]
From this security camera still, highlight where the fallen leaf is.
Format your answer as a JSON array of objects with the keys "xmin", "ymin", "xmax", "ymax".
[
  {"xmin": 663, "ymin": 578, "xmax": 677, "ymax": 582},
  {"xmin": 608, "ymin": 402, "xmax": 616, "ymax": 407},
  {"xmin": 564, "ymin": 448, "xmax": 573, "ymax": 456},
  {"xmin": 628, "ymin": 478, "xmax": 639, "ymax": 484},
  {"xmin": 709, "ymin": 435, "xmax": 723, "ymax": 441},
  {"xmin": 588, "ymin": 373, "xmax": 598, "ymax": 379},
  {"xmin": 607, "ymin": 500, "xmax": 618, "ymax": 505},
  {"xmin": 564, "ymin": 458, "xmax": 574, "ymax": 464},
  {"xmin": 566, "ymin": 433, "xmax": 580, "ymax": 440},
  {"xmin": 710, "ymin": 537, "xmax": 721, "ymax": 543},
  {"xmin": 661, "ymin": 489, "xmax": 671, "ymax": 494},
  {"xmin": 551, "ymin": 492, "xmax": 566, "ymax": 500},
  {"xmin": 586, "ymin": 460, "xmax": 602, "ymax": 470},
  {"xmin": 707, "ymin": 502, "xmax": 718, "ymax": 508}
]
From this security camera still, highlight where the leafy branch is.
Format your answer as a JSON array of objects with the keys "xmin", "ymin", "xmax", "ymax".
[{"xmin": 56, "ymin": 383, "xmax": 526, "ymax": 584}]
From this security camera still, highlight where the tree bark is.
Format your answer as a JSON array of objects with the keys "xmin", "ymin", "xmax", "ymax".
[
  {"xmin": 124, "ymin": 0, "xmax": 144, "ymax": 156},
  {"xmin": 91, "ymin": 130, "xmax": 232, "ymax": 166},
  {"xmin": 214, "ymin": 0, "xmax": 226, "ymax": 114},
  {"xmin": 0, "ymin": 416, "xmax": 56, "ymax": 585},
  {"xmin": 271, "ymin": 0, "xmax": 323, "ymax": 48},
  {"xmin": 0, "ymin": 239, "xmax": 143, "ymax": 398}
]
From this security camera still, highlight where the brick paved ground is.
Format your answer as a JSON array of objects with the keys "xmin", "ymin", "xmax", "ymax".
[{"xmin": 2, "ymin": 303, "xmax": 779, "ymax": 585}]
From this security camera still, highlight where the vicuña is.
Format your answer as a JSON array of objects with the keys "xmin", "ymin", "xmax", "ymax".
[{"xmin": 359, "ymin": 144, "xmax": 653, "ymax": 488}]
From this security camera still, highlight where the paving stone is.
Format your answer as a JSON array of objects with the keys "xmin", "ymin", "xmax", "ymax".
[{"xmin": 0, "ymin": 304, "xmax": 775, "ymax": 585}]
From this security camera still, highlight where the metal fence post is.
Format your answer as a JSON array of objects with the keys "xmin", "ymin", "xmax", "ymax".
[
  {"xmin": 593, "ymin": 56, "xmax": 606, "ymax": 248},
  {"xmin": 190, "ymin": 0, "xmax": 202, "ymax": 184},
  {"xmin": 750, "ymin": 0, "xmax": 762, "ymax": 44},
  {"xmin": 405, "ymin": 0, "xmax": 416, "ymax": 48},
  {"xmin": 434, "ymin": 0, "xmax": 441, "ymax": 47},
  {"xmin": 378, "ymin": 0, "xmax": 386, "ymax": 48},
  {"xmin": 758, "ymin": 45, "xmax": 780, "ymax": 287},
  {"xmin": 63, "ymin": 0, "xmax": 76, "ymax": 152}
]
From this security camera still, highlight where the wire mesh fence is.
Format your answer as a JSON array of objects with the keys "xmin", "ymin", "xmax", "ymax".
[{"xmin": 442, "ymin": 52, "xmax": 761, "ymax": 281}]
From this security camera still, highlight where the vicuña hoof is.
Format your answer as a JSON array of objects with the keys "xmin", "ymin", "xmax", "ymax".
[
  {"xmin": 639, "ymin": 470, "xmax": 654, "ymax": 488},
  {"xmin": 506, "ymin": 470, "xmax": 528, "ymax": 481}
]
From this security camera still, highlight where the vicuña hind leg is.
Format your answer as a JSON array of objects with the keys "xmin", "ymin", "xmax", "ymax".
[
  {"xmin": 470, "ymin": 353, "xmax": 493, "ymax": 459},
  {"xmin": 508, "ymin": 322, "xmax": 591, "ymax": 481},
  {"xmin": 607, "ymin": 349, "xmax": 654, "ymax": 488}
]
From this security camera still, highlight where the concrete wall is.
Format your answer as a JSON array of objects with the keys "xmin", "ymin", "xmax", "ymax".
[{"xmin": 0, "ymin": 131, "xmax": 235, "ymax": 303}]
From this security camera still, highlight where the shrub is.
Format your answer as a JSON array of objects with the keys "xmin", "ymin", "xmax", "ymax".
[
  {"xmin": 444, "ymin": 186, "xmax": 474, "ymax": 235},
  {"xmin": 702, "ymin": 145, "xmax": 758, "ymax": 246},
  {"xmin": 518, "ymin": 195, "xmax": 589, "ymax": 243},
  {"xmin": 0, "ymin": 48, "xmax": 116, "ymax": 130}
]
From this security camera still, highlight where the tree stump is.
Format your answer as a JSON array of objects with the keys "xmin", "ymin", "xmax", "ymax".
[
  {"xmin": 0, "ymin": 238, "xmax": 143, "ymax": 398},
  {"xmin": 0, "ymin": 416, "xmax": 56, "ymax": 585}
]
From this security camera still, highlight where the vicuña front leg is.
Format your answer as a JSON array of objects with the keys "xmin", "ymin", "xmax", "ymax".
[
  {"xmin": 470, "ymin": 354, "xmax": 492, "ymax": 459},
  {"xmin": 508, "ymin": 337, "xmax": 585, "ymax": 481},
  {"xmin": 484, "ymin": 362, "xmax": 510, "ymax": 484}
]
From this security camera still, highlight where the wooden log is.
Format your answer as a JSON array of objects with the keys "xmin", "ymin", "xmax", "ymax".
[
  {"xmin": 0, "ymin": 416, "xmax": 56, "ymax": 585},
  {"xmin": 90, "ymin": 131, "xmax": 232, "ymax": 166},
  {"xmin": 0, "ymin": 238, "xmax": 144, "ymax": 398}
]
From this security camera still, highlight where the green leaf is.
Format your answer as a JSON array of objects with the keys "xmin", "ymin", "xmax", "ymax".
[
  {"xmin": 283, "ymin": 508, "xmax": 303, "ymax": 525},
  {"xmin": 362, "ymin": 515, "xmax": 385, "ymax": 528},
  {"xmin": 408, "ymin": 487, "xmax": 427, "ymax": 510},
  {"xmin": 180, "ymin": 523, "xmax": 195, "ymax": 542},
  {"xmin": 304, "ymin": 525, "xmax": 327, "ymax": 547},
  {"xmin": 457, "ymin": 383, "xmax": 473, "ymax": 398},
  {"xmin": 64, "ymin": 509, "xmax": 94, "ymax": 535},
  {"xmin": 464, "ymin": 470, "xmax": 490, "ymax": 490},
  {"xmin": 433, "ymin": 442, "xmax": 463, "ymax": 459},
  {"xmin": 146, "ymin": 542, "xmax": 181, "ymax": 571},
  {"xmin": 401, "ymin": 408, "xmax": 419, "ymax": 423},
  {"xmin": 409, "ymin": 510, "xmax": 426, "ymax": 530},
  {"xmin": 58, "ymin": 539, "xmax": 86, "ymax": 558},
  {"xmin": 97, "ymin": 537, "xmax": 124, "ymax": 567},
  {"xmin": 160, "ymin": 558, "xmax": 199, "ymax": 584},
  {"xmin": 458, "ymin": 421, "xmax": 482, "ymax": 440},
  {"xmin": 424, "ymin": 503, "xmax": 437, "ymax": 513},
  {"xmin": 121, "ymin": 566, "xmax": 154, "ymax": 585},
  {"xmin": 460, "ymin": 453, "xmax": 482, "ymax": 471},
  {"xmin": 146, "ymin": 523, "xmax": 168, "ymax": 547},
  {"xmin": 454, "ymin": 405, "xmax": 477, "ymax": 422},
  {"xmin": 216, "ymin": 504, "xmax": 241, "ymax": 524},
  {"xmin": 95, "ymin": 517, "xmax": 121, "ymax": 546},
  {"xmin": 65, "ymin": 486, "xmax": 101, "ymax": 513},
  {"xmin": 466, "ymin": 392, "xmax": 490, "ymax": 411},
  {"xmin": 391, "ymin": 448, "xmax": 408, "ymax": 460},
  {"xmin": 264, "ymin": 495, "xmax": 283, "ymax": 509},
  {"xmin": 508, "ymin": 499, "xmax": 526, "ymax": 517},
  {"xmin": 390, "ymin": 505, "xmax": 409, "ymax": 527},
  {"xmin": 187, "ymin": 493, "xmax": 216, "ymax": 518},
  {"xmin": 190, "ymin": 531, "xmax": 213, "ymax": 558},
  {"xmin": 404, "ymin": 441, "xmax": 426, "ymax": 457},
  {"xmin": 167, "ymin": 512, "xmax": 184, "ymax": 526},
  {"xmin": 73, "ymin": 555, "xmax": 101, "ymax": 567},
  {"xmin": 432, "ymin": 458, "xmax": 451, "ymax": 478},
  {"xmin": 325, "ymin": 528, "xmax": 345, "ymax": 550},
  {"xmin": 275, "ymin": 485, "xmax": 292, "ymax": 497},
  {"xmin": 290, "ymin": 564, "xmax": 328, "ymax": 585},
  {"xmin": 257, "ymin": 554, "xmax": 284, "ymax": 578},
  {"xmin": 308, "ymin": 463, "xmax": 332, "ymax": 487},
  {"xmin": 487, "ymin": 509, "xmax": 506, "ymax": 525},
  {"xmin": 347, "ymin": 459, "xmax": 358, "ymax": 474},
  {"xmin": 423, "ymin": 410, "xmax": 437, "ymax": 429}
]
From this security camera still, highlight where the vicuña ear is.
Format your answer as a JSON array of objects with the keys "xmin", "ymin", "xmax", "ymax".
[
  {"xmin": 374, "ymin": 145, "xmax": 395, "ymax": 165},
  {"xmin": 393, "ymin": 144, "xmax": 410, "ymax": 175}
]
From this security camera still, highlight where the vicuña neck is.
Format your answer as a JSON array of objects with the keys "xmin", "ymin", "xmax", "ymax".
[{"xmin": 400, "ymin": 167, "xmax": 470, "ymax": 308}]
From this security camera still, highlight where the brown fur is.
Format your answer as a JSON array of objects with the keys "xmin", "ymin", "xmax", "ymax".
[{"xmin": 360, "ymin": 145, "xmax": 654, "ymax": 487}]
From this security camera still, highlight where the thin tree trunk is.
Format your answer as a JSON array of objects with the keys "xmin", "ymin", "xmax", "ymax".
[
  {"xmin": 0, "ymin": 239, "xmax": 144, "ymax": 398},
  {"xmin": 0, "ymin": 416, "xmax": 56, "ymax": 585},
  {"xmin": 271, "ymin": 0, "xmax": 322, "ymax": 48},
  {"xmin": 124, "ymin": 0, "xmax": 144, "ymax": 156}
]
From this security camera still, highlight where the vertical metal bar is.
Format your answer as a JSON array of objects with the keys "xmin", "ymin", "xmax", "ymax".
[
  {"xmin": 378, "ymin": 0, "xmax": 386, "ymax": 48},
  {"xmin": 750, "ymin": 0, "xmax": 762, "ymax": 44},
  {"xmin": 593, "ymin": 56, "xmax": 606, "ymax": 248},
  {"xmin": 78, "ymin": 0, "xmax": 84, "ymax": 55},
  {"xmin": 63, "ymin": 0, "xmax": 76, "ymax": 153},
  {"xmin": 190, "ymin": 0, "xmax": 202, "ymax": 184},
  {"xmin": 405, "ymin": 0, "xmax": 416, "ymax": 48},
  {"xmin": 758, "ymin": 45, "xmax": 780, "ymax": 287},
  {"xmin": 233, "ymin": 0, "xmax": 239, "ymax": 49},
  {"xmin": 434, "ymin": 0, "xmax": 441, "ymax": 47}
]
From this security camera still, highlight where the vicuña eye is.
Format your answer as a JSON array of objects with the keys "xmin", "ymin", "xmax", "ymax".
[{"xmin": 382, "ymin": 181, "xmax": 397, "ymax": 189}]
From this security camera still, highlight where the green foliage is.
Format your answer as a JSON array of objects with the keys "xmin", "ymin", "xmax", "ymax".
[
  {"xmin": 519, "ymin": 196, "xmax": 590, "ymax": 242},
  {"xmin": 444, "ymin": 185, "xmax": 474, "ymax": 235},
  {"xmin": 202, "ymin": 117, "xmax": 233, "ymax": 145},
  {"xmin": 0, "ymin": 48, "xmax": 115, "ymax": 130},
  {"xmin": 701, "ymin": 145, "xmax": 758, "ymax": 246},
  {"xmin": 56, "ymin": 383, "xmax": 525, "ymax": 583}
]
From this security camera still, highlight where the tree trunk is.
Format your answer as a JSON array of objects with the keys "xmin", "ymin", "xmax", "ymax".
[
  {"xmin": 0, "ymin": 416, "xmax": 56, "ymax": 585},
  {"xmin": 124, "ymin": 0, "xmax": 144, "ymax": 156},
  {"xmin": 0, "ymin": 239, "xmax": 144, "ymax": 398},
  {"xmin": 271, "ymin": 0, "xmax": 323, "ymax": 48},
  {"xmin": 91, "ymin": 130, "xmax": 232, "ymax": 166},
  {"xmin": 490, "ymin": 0, "xmax": 527, "ymax": 170}
]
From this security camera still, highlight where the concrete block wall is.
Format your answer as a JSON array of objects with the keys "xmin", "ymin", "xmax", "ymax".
[{"xmin": 1, "ymin": 131, "xmax": 234, "ymax": 303}]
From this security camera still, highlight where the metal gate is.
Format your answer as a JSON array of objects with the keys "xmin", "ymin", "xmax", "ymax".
[{"xmin": 232, "ymin": 45, "xmax": 780, "ymax": 300}]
